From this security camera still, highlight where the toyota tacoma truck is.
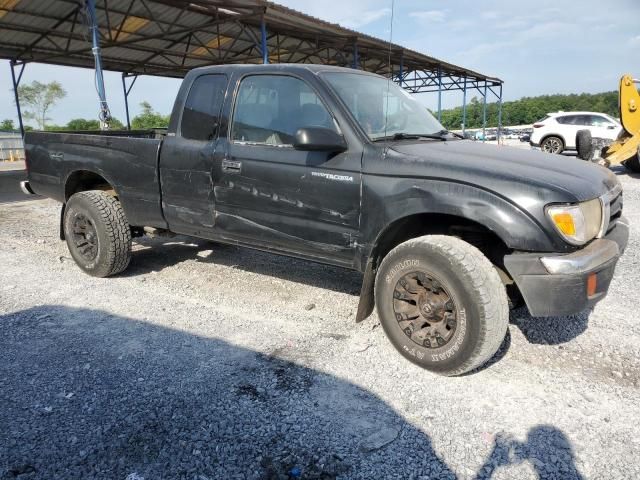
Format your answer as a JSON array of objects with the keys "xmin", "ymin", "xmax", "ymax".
[{"xmin": 21, "ymin": 64, "xmax": 629, "ymax": 375}]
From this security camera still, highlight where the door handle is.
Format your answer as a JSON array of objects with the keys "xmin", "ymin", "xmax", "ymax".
[{"xmin": 222, "ymin": 159, "xmax": 242, "ymax": 173}]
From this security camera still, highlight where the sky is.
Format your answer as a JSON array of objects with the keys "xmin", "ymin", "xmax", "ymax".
[{"xmin": 1, "ymin": 0, "xmax": 639, "ymax": 127}]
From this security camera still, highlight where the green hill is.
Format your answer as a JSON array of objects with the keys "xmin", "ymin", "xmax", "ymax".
[{"xmin": 438, "ymin": 91, "xmax": 619, "ymax": 130}]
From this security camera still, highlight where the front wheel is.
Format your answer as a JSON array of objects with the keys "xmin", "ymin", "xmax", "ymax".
[
  {"xmin": 63, "ymin": 190, "xmax": 132, "ymax": 277},
  {"xmin": 374, "ymin": 235, "xmax": 509, "ymax": 376}
]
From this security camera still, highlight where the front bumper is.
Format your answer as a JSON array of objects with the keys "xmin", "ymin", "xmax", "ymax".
[{"xmin": 504, "ymin": 218, "xmax": 629, "ymax": 317}]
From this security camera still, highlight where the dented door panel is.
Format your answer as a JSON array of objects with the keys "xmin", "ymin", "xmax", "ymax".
[
  {"xmin": 159, "ymin": 73, "xmax": 229, "ymax": 236},
  {"xmin": 214, "ymin": 142, "xmax": 361, "ymax": 262},
  {"xmin": 159, "ymin": 137, "xmax": 218, "ymax": 235}
]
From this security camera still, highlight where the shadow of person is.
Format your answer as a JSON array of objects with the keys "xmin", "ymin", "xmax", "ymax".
[
  {"xmin": 509, "ymin": 306, "xmax": 590, "ymax": 345},
  {"xmin": 0, "ymin": 306, "xmax": 453, "ymax": 480},
  {"xmin": 473, "ymin": 425, "xmax": 584, "ymax": 480},
  {"xmin": 123, "ymin": 235, "xmax": 363, "ymax": 296}
]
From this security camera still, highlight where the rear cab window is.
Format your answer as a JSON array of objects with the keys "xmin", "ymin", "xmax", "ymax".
[{"xmin": 181, "ymin": 74, "xmax": 228, "ymax": 141}]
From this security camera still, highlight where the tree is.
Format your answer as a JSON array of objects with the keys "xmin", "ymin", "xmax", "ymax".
[
  {"xmin": 131, "ymin": 101, "xmax": 170, "ymax": 129},
  {"xmin": 43, "ymin": 117, "xmax": 126, "ymax": 131},
  {"xmin": 65, "ymin": 118, "xmax": 101, "ymax": 130},
  {"xmin": 108, "ymin": 117, "xmax": 125, "ymax": 130},
  {"xmin": 18, "ymin": 81, "xmax": 67, "ymax": 130},
  {"xmin": 437, "ymin": 90, "xmax": 619, "ymax": 130},
  {"xmin": 0, "ymin": 119, "xmax": 15, "ymax": 131}
]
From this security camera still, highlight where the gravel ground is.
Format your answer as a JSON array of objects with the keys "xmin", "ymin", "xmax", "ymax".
[{"xmin": 1, "ymin": 167, "xmax": 639, "ymax": 480}]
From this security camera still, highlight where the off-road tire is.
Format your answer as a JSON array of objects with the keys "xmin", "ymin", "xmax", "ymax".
[
  {"xmin": 541, "ymin": 136, "xmax": 564, "ymax": 154},
  {"xmin": 374, "ymin": 235, "xmax": 509, "ymax": 376},
  {"xmin": 64, "ymin": 190, "xmax": 131, "ymax": 277},
  {"xmin": 576, "ymin": 129, "xmax": 593, "ymax": 161}
]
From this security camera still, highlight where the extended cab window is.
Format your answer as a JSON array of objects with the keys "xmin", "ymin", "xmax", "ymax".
[
  {"xmin": 181, "ymin": 74, "xmax": 227, "ymax": 141},
  {"xmin": 231, "ymin": 75, "xmax": 337, "ymax": 145}
]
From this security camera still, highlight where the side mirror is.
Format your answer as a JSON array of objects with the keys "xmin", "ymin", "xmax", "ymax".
[{"xmin": 293, "ymin": 127, "xmax": 347, "ymax": 153}]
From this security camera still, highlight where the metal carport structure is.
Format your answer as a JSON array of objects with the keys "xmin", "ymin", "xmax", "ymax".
[{"xmin": 0, "ymin": 0, "xmax": 503, "ymax": 136}]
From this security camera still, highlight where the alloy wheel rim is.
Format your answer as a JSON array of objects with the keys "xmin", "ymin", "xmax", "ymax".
[
  {"xmin": 72, "ymin": 213, "xmax": 98, "ymax": 261},
  {"xmin": 543, "ymin": 138, "xmax": 561, "ymax": 153},
  {"xmin": 392, "ymin": 271, "xmax": 458, "ymax": 349}
]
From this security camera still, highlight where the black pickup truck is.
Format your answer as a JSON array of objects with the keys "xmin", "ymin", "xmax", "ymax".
[{"xmin": 22, "ymin": 64, "xmax": 628, "ymax": 375}]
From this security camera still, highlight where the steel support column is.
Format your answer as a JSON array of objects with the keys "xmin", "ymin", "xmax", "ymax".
[
  {"xmin": 461, "ymin": 77, "xmax": 467, "ymax": 135},
  {"xmin": 397, "ymin": 52, "xmax": 403, "ymax": 84},
  {"xmin": 86, "ymin": 0, "xmax": 111, "ymax": 128},
  {"xmin": 482, "ymin": 81, "xmax": 488, "ymax": 142},
  {"xmin": 122, "ymin": 73, "xmax": 138, "ymax": 130},
  {"xmin": 260, "ymin": 17, "xmax": 268, "ymax": 64},
  {"xmin": 9, "ymin": 60, "xmax": 26, "ymax": 137},
  {"xmin": 353, "ymin": 40, "xmax": 359, "ymax": 69},
  {"xmin": 437, "ymin": 66, "xmax": 442, "ymax": 122},
  {"xmin": 497, "ymin": 83, "xmax": 503, "ymax": 143}
]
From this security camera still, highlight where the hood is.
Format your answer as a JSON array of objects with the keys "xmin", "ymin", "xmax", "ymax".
[{"xmin": 384, "ymin": 139, "xmax": 619, "ymax": 203}]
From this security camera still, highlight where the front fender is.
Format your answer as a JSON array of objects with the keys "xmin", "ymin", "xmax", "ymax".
[{"xmin": 360, "ymin": 177, "xmax": 561, "ymax": 258}]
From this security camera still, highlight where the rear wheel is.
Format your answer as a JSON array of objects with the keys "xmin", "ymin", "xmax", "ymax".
[
  {"xmin": 374, "ymin": 235, "xmax": 509, "ymax": 376},
  {"xmin": 541, "ymin": 136, "xmax": 564, "ymax": 154},
  {"xmin": 63, "ymin": 190, "xmax": 131, "ymax": 277}
]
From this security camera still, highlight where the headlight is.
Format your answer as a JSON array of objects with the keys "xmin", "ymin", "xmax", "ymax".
[{"xmin": 546, "ymin": 198, "xmax": 603, "ymax": 245}]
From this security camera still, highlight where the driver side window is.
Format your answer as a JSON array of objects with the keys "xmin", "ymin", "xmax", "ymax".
[{"xmin": 231, "ymin": 75, "xmax": 338, "ymax": 146}]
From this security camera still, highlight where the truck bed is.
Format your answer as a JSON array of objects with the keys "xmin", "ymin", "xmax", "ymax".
[{"xmin": 24, "ymin": 130, "xmax": 167, "ymax": 228}]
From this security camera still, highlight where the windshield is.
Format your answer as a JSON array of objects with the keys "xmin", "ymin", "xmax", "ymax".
[{"xmin": 322, "ymin": 72, "xmax": 445, "ymax": 140}]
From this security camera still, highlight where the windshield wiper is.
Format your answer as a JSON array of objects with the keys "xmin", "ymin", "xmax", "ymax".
[{"xmin": 372, "ymin": 131, "xmax": 448, "ymax": 142}]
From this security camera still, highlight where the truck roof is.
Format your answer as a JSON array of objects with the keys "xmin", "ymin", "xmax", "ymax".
[{"xmin": 187, "ymin": 63, "xmax": 381, "ymax": 77}]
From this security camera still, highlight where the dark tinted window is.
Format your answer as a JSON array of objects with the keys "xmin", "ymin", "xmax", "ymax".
[
  {"xmin": 181, "ymin": 74, "xmax": 227, "ymax": 141},
  {"xmin": 588, "ymin": 115, "xmax": 613, "ymax": 126},
  {"xmin": 556, "ymin": 115, "xmax": 576, "ymax": 125},
  {"xmin": 231, "ymin": 75, "xmax": 337, "ymax": 145},
  {"xmin": 573, "ymin": 115, "xmax": 590, "ymax": 126},
  {"xmin": 557, "ymin": 115, "xmax": 590, "ymax": 125}
]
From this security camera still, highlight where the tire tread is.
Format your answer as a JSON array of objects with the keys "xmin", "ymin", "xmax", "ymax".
[
  {"xmin": 67, "ymin": 190, "xmax": 131, "ymax": 277},
  {"xmin": 375, "ymin": 235, "xmax": 509, "ymax": 376}
]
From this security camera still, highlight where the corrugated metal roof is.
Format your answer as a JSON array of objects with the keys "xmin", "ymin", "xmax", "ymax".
[{"xmin": 0, "ymin": 0, "xmax": 502, "ymax": 87}]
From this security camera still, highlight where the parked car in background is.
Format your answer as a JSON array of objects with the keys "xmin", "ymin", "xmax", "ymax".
[{"xmin": 530, "ymin": 112, "xmax": 623, "ymax": 154}]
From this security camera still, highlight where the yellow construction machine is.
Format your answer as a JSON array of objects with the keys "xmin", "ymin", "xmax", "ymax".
[{"xmin": 577, "ymin": 74, "xmax": 640, "ymax": 172}]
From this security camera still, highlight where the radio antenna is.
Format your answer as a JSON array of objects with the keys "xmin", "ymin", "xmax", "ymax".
[{"xmin": 383, "ymin": 0, "xmax": 395, "ymax": 145}]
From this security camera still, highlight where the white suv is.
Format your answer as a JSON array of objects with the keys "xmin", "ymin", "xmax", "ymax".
[{"xmin": 530, "ymin": 111, "xmax": 622, "ymax": 154}]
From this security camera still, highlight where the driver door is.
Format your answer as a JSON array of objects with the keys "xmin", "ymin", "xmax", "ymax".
[{"xmin": 213, "ymin": 73, "xmax": 362, "ymax": 265}]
